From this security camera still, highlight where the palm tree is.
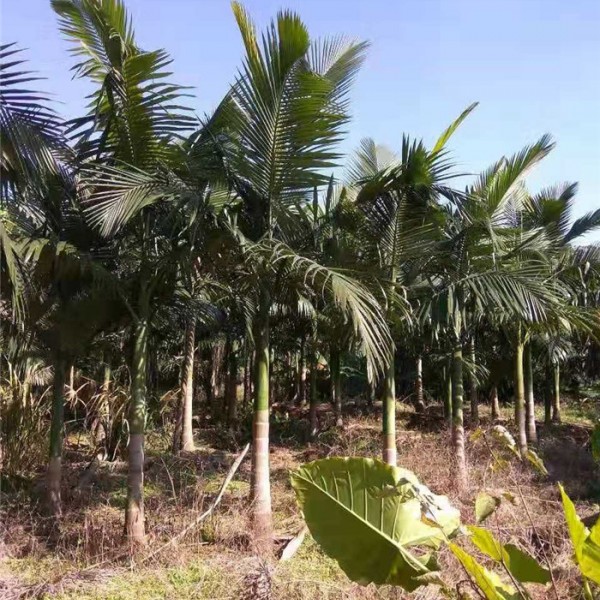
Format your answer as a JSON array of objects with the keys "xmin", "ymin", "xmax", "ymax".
[
  {"xmin": 518, "ymin": 183, "xmax": 600, "ymax": 434},
  {"xmin": 345, "ymin": 104, "xmax": 477, "ymax": 465},
  {"xmin": 0, "ymin": 42, "xmax": 66, "ymax": 317},
  {"xmin": 52, "ymin": 0, "xmax": 197, "ymax": 543},
  {"xmin": 425, "ymin": 135, "xmax": 576, "ymax": 488},
  {"xmin": 220, "ymin": 4, "xmax": 395, "ymax": 551},
  {"xmin": 0, "ymin": 41, "xmax": 125, "ymax": 515}
]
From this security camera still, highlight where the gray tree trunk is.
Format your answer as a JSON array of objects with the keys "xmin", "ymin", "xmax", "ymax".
[
  {"xmin": 47, "ymin": 357, "xmax": 67, "ymax": 517},
  {"xmin": 180, "ymin": 315, "xmax": 197, "ymax": 452},
  {"xmin": 524, "ymin": 342, "xmax": 537, "ymax": 443}
]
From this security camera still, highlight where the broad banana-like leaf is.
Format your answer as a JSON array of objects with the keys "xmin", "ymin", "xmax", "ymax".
[
  {"xmin": 449, "ymin": 543, "xmax": 519, "ymax": 600},
  {"xmin": 291, "ymin": 457, "xmax": 460, "ymax": 590},
  {"xmin": 468, "ymin": 526, "xmax": 550, "ymax": 585},
  {"xmin": 503, "ymin": 544, "xmax": 551, "ymax": 585},
  {"xmin": 468, "ymin": 526, "xmax": 503, "ymax": 561},
  {"xmin": 559, "ymin": 483, "xmax": 600, "ymax": 585}
]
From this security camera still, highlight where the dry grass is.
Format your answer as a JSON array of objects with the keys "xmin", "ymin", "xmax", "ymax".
[{"xmin": 1, "ymin": 399, "xmax": 598, "ymax": 599}]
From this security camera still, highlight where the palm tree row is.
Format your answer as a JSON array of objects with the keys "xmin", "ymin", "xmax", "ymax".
[{"xmin": 1, "ymin": 0, "xmax": 599, "ymax": 555}]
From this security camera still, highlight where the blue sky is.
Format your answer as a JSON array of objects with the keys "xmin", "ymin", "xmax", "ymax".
[{"xmin": 4, "ymin": 0, "xmax": 600, "ymax": 240}]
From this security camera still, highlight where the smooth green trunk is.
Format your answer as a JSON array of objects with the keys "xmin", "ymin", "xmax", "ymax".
[
  {"xmin": 444, "ymin": 365, "xmax": 452, "ymax": 425},
  {"xmin": 330, "ymin": 348, "xmax": 342, "ymax": 427},
  {"xmin": 452, "ymin": 343, "xmax": 467, "ymax": 492},
  {"xmin": 382, "ymin": 354, "xmax": 396, "ymax": 465},
  {"xmin": 552, "ymin": 363, "xmax": 561, "ymax": 423},
  {"xmin": 514, "ymin": 333, "xmax": 527, "ymax": 455},
  {"xmin": 469, "ymin": 337, "xmax": 479, "ymax": 426},
  {"xmin": 544, "ymin": 364, "xmax": 552, "ymax": 425},
  {"xmin": 382, "ymin": 269, "xmax": 396, "ymax": 460},
  {"xmin": 309, "ymin": 332, "xmax": 319, "ymax": 439},
  {"xmin": 47, "ymin": 357, "xmax": 67, "ymax": 516},
  {"xmin": 243, "ymin": 348, "xmax": 252, "ymax": 410},
  {"xmin": 251, "ymin": 292, "xmax": 272, "ymax": 553},
  {"xmin": 414, "ymin": 356, "xmax": 424, "ymax": 414},
  {"xmin": 125, "ymin": 296, "xmax": 149, "ymax": 545},
  {"xmin": 524, "ymin": 342, "xmax": 537, "ymax": 443},
  {"xmin": 299, "ymin": 337, "xmax": 306, "ymax": 406},
  {"xmin": 226, "ymin": 339, "xmax": 239, "ymax": 429}
]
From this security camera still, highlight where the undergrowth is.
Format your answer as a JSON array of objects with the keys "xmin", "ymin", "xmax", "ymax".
[{"xmin": 1, "ymin": 399, "xmax": 598, "ymax": 599}]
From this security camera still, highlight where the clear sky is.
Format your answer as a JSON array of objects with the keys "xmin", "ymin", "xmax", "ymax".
[{"xmin": 3, "ymin": 0, "xmax": 599, "ymax": 240}]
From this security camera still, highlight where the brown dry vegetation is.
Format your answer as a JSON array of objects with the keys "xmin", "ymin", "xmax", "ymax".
[{"xmin": 1, "ymin": 398, "xmax": 598, "ymax": 600}]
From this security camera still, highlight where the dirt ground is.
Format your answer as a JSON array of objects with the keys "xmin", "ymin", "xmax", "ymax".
[{"xmin": 1, "ymin": 399, "xmax": 598, "ymax": 599}]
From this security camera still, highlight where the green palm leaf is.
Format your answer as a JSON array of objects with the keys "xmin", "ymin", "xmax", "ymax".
[
  {"xmin": 228, "ymin": 3, "xmax": 367, "ymax": 236},
  {"xmin": 0, "ymin": 43, "xmax": 64, "ymax": 195},
  {"xmin": 52, "ymin": 0, "xmax": 195, "ymax": 165}
]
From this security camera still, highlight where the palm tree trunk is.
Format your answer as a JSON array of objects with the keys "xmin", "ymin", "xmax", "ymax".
[
  {"xmin": 309, "ymin": 335, "xmax": 319, "ymax": 439},
  {"xmin": 414, "ymin": 356, "xmax": 424, "ymax": 414},
  {"xmin": 382, "ymin": 352, "xmax": 396, "ymax": 465},
  {"xmin": 226, "ymin": 339, "xmax": 239, "ymax": 429},
  {"xmin": 444, "ymin": 364, "xmax": 452, "ymax": 425},
  {"xmin": 250, "ymin": 293, "xmax": 272, "ymax": 553},
  {"xmin": 125, "ymin": 296, "xmax": 149, "ymax": 546},
  {"xmin": 544, "ymin": 365, "xmax": 552, "ymax": 426},
  {"xmin": 514, "ymin": 332, "xmax": 528, "ymax": 455},
  {"xmin": 269, "ymin": 346, "xmax": 275, "ymax": 399},
  {"xmin": 368, "ymin": 378, "xmax": 376, "ymax": 407},
  {"xmin": 469, "ymin": 337, "xmax": 479, "ymax": 426},
  {"xmin": 69, "ymin": 365, "xmax": 76, "ymax": 424},
  {"xmin": 299, "ymin": 337, "xmax": 307, "ymax": 407},
  {"xmin": 330, "ymin": 347, "xmax": 342, "ymax": 427},
  {"xmin": 524, "ymin": 342, "xmax": 537, "ymax": 443},
  {"xmin": 491, "ymin": 385, "xmax": 500, "ymax": 422},
  {"xmin": 179, "ymin": 315, "xmax": 196, "ymax": 452},
  {"xmin": 22, "ymin": 357, "xmax": 31, "ymax": 408},
  {"xmin": 96, "ymin": 363, "xmax": 111, "ymax": 450},
  {"xmin": 452, "ymin": 342, "xmax": 467, "ymax": 492},
  {"xmin": 552, "ymin": 363, "xmax": 561, "ymax": 423},
  {"xmin": 210, "ymin": 341, "xmax": 223, "ymax": 419},
  {"xmin": 47, "ymin": 356, "xmax": 67, "ymax": 517}
]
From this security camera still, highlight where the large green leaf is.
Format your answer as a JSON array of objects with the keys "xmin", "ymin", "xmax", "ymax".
[
  {"xmin": 525, "ymin": 449, "xmax": 548, "ymax": 476},
  {"xmin": 469, "ymin": 526, "xmax": 503, "ymax": 561},
  {"xmin": 503, "ymin": 544, "xmax": 550, "ymax": 585},
  {"xmin": 475, "ymin": 492, "xmax": 502, "ymax": 524},
  {"xmin": 560, "ymin": 483, "xmax": 600, "ymax": 585},
  {"xmin": 467, "ymin": 526, "xmax": 550, "ymax": 585},
  {"xmin": 291, "ymin": 457, "xmax": 460, "ymax": 590},
  {"xmin": 449, "ymin": 543, "xmax": 519, "ymax": 600}
]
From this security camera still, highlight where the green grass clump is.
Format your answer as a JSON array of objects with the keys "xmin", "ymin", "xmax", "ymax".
[{"xmin": 54, "ymin": 562, "xmax": 237, "ymax": 600}]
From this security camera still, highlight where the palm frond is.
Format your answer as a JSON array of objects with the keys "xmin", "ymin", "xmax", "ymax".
[
  {"xmin": 244, "ymin": 239, "xmax": 392, "ymax": 377},
  {"xmin": 52, "ymin": 0, "xmax": 195, "ymax": 165},
  {"xmin": 0, "ymin": 43, "xmax": 64, "ymax": 196},
  {"xmin": 346, "ymin": 138, "xmax": 398, "ymax": 184},
  {"xmin": 228, "ymin": 3, "xmax": 367, "ymax": 236},
  {"xmin": 430, "ymin": 102, "xmax": 478, "ymax": 155},
  {"xmin": 565, "ymin": 208, "xmax": 600, "ymax": 244}
]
